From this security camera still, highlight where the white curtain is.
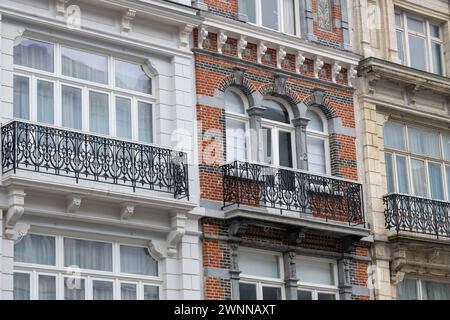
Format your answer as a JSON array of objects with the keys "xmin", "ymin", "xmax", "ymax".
[
  {"xmin": 243, "ymin": 0, "xmax": 257, "ymax": 23},
  {"xmin": 262, "ymin": 128, "xmax": 273, "ymax": 165},
  {"xmin": 396, "ymin": 278, "xmax": 418, "ymax": 300},
  {"xmin": 283, "ymin": 0, "xmax": 295, "ymax": 35},
  {"xmin": 14, "ymin": 234, "xmax": 55, "ymax": 265},
  {"xmin": 423, "ymin": 281, "xmax": 450, "ymax": 300},
  {"xmin": 411, "ymin": 159, "xmax": 427, "ymax": 197},
  {"xmin": 143, "ymin": 285, "xmax": 159, "ymax": 300},
  {"xmin": 13, "ymin": 273, "xmax": 30, "ymax": 300},
  {"xmin": 239, "ymin": 251, "xmax": 279, "ymax": 278},
  {"xmin": 14, "ymin": 38, "xmax": 54, "ymax": 72},
  {"xmin": 428, "ymin": 163, "xmax": 444, "ymax": 200},
  {"xmin": 13, "ymin": 75, "xmax": 30, "ymax": 120},
  {"xmin": 62, "ymin": 47, "xmax": 108, "ymax": 84},
  {"xmin": 296, "ymin": 258, "xmax": 334, "ymax": 286},
  {"xmin": 89, "ymin": 91, "xmax": 109, "ymax": 135},
  {"xmin": 64, "ymin": 238, "xmax": 112, "ymax": 271},
  {"xmin": 121, "ymin": 283, "xmax": 137, "ymax": 300},
  {"xmin": 385, "ymin": 153, "xmax": 395, "ymax": 193},
  {"xmin": 384, "ymin": 122, "xmax": 405, "ymax": 150},
  {"xmin": 307, "ymin": 136, "xmax": 326, "ymax": 174},
  {"xmin": 116, "ymin": 97, "xmax": 132, "ymax": 139},
  {"xmin": 138, "ymin": 102, "xmax": 153, "ymax": 143},
  {"xmin": 225, "ymin": 90, "xmax": 245, "ymax": 114},
  {"xmin": 306, "ymin": 110, "xmax": 324, "ymax": 132},
  {"xmin": 93, "ymin": 280, "xmax": 113, "ymax": 300},
  {"xmin": 64, "ymin": 277, "xmax": 85, "ymax": 300},
  {"xmin": 396, "ymin": 155, "xmax": 409, "ymax": 194},
  {"xmin": 62, "ymin": 85, "xmax": 82, "ymax": 130},
  {"xmin": 408, "ymin": 127, "xmax": 440, "ymax": 157},
  {"xmin": 39, "ymin": 275, "xmax": 56, "ymax": 300},
  {"xmin": 226, "ymin": 119, "xmax": 247, "ymax": 162},
  {"xmin": 37, "ymin": 80, "xmax": 54, "ymax": 124},
  {"xmin": 115, "ymin": 60, "xmax": 152, "ymax": 94},
  {"xmin": 444, "ymin": 135, "xmax": 450, "ymax": 160},
  {"xmin": 120, "ymin": 245, "xmax": 158, "ymax": 276}
]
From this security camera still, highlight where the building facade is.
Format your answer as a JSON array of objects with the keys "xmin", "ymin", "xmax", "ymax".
[
  {"xmin": 355, "ymin": 0, "xmax": 450, "ymax": 299},
  {"xmin": 194, "ymin": 0, "xmax": 372, "ymax": 300},
  {"xmin": 0, "ymin": 0, "xmax": 204, "ymax": 300}
]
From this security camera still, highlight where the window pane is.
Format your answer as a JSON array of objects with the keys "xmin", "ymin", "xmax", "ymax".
[
  {"xmin": 296, "ymin": 258, "xmax": 335, "ymax": 286},
  {"xmin": 14, "ymin": 38, "xmax": 54, "ymax": 72},
  {"xmin": 39, "ymin": 275, "xmax": 56, "ymax": 300},
  {"xmin": 144, "ymin": 285, "xmax": 159, "ymax": 300},
  {"xmin": 37, "ymin": 80, "xmax": 54, "ymax": 124},
  {"xmin": 443, "ymin": 135, "xmax": 450, "ymax": 160},
  {"xmin": 262, "ymin": 100, "xmax": 289, "ymax": 123},
  {"xmin": 64, "ymin": 238, "xmax": 112, "ymax": 271},
  {"xmin": 243, "ymin": 0, "xmax": 256, "ymax": 23},
  {"xmin": 411, "ymin": 159, "xmax": 427, "ymax": 197},
  {"xmin": 408, "ymin": 127, "xmax": 440, "ymax": 157},
  {"xmin": 262, "ymin": 127, "xmax": 273, "ymax": 165},
  {"xmin": 385, "ymin": 153, "xmax": 395, "ymax": 193},
  {"xmin": 115, "ymin": 60, "xmax": 151, "ymax": 94},
  {"xmin": 262, "ymin": 286, "xmax": 281, "ymax": 300},
  {"xmin": 307, "ymin": 137, "xmax": 326, "ymax": 174},
  {"xmin": 13, "ymin": 75, "xmax": 30, "ymax": 120},
  {"xmin": 225, "ymin": 90, "xmax": 245, "ymax": 114},
  {"xmin": 64, "ymin": 277, "xmax": 85, "ymax": 300},
  {"xmin": 306, "ymin": 110, "xmax": 324, "ymax": 132},
  {"xmin": 120, "ymin": 245, "xmax": 158, "ymax": 276},
  {"xmin": 395, "ymin": 13, "xmax": 402, "ymax": 27},
  {"xmin": 283, "ymin": 0, "xmax": 295, "ymax": 34},
  {"xmin": 397, "ymin": 278, "xmax": 418, "ymax": 300},
  {"xmin": 93, "ymin": 280, "xmax": 113, "ymax": 300},
  {"xmin": 14, "ymin": 273, "xmax": 30, "ymax": 300},
  {"xmin": 261, "ymin": 0, "xmax": 279, "ymax": 30},
  {"xmin": 396, "ymin": 31, "xmax": 405, "ymax": 64},
  {"xmin": 429, "ymin": 163, "xmax": 444, "ymax": 200},
  {"xmin": 62, "ymin": 85, "xmax": 82, "ymax": 130},
  {"xmin": 407, "ymin": 17, "xmax": 424, "ymax": 33},
  {"xmin": 318, "ymin": 293, "xmax": 336, "ymax": 300},
  {"xmin": 14, "ymin": 234, "xmax": 56, "ymax": 265},
  {"xmin": 396, "ymin": 155, "xmax": 409, "ymax": 194},
  {"xmin": 384, "ymin": 122, "xmax": 405, "ymax": 150},
  {"xmin": 138, "ymin": 102, "xmax": 153, "ymax": 143},
  {"xmin": 89, "ymin": 91, "xmax": 109, "ymax": 135},
  {"xmin": 431, "ymin": 42, "xmax": 443, "ymax": 75},
  {"xmin": 239, "ymin": 251, "xmax": 279, "ymax": 278},
  {"xmin": 422, "ymin": 281, "xmax": 450, "ymax": 300},
  {"xmin": 430, "ymin": 24, "xmax": 440, "ymax": 38},
  {"xmin": 408, "ymin": 35, "xmax": 427, "ymax": 71},
  {"xmin": 62, "ymin": 47, "xmax": 108, "ymax": 84},
  {"xmin": 278, "ymin": 131, "xmax": 293, "ymax": 168},
  {"xmin": 297, "ymin": 290, "xmax": 313, "ymax": 300},
  {"xmin": 239, "ymin": 283, "xmax": 257, "ymax": 300},
  {"xmin": 226, "ymin": 119, "xmax": 247, "ymax": 162},
  {"xmin": 121, "ymin": 283, "xmax": 137, "ymax": 300},
  {"xmin": 116, "ymin": 97, "xmax": 132, "ymax": 139}
]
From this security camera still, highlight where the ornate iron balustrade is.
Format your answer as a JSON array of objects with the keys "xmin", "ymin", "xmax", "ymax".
[
  {"xmin": 1, "ymin": 121, "xmax": 189, "ymax": 199},
  {"xmin": 221, "ymin": 161, "xmax": 365, "ymax": 226},
  {"xmin": 384, "ymin": 194, "xmax": 450, "ymax": 239}
]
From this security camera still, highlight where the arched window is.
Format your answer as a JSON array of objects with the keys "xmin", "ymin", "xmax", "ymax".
[
  {"xmin": 225, "ymin": 89, "xmax": 248, "ymax": 162},
  {"xmin": 306, "ymin": 109, "xmax": 329, "ymax": 174},
  {"xmin": 261, "ymin": 99, "xmax": 294, "ymax": 168}
]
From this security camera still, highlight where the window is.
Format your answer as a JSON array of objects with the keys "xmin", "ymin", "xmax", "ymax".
[
  {"xmin": 306, "ymin": 109, "xmax": 329, "ymax": 174},
  {"xmin": 384, "ymin": 121, "xmax": 450, "ymax": 201},
  {"xmin": 243, "ymin": 0, "xmax": 298, "ymax": 35},
  {"xmin": 238, "ymin": 250, "xmax": 284, "ymax": 300},
  {"xmin": 13, "ymin": 234, "xmax": 161, "ymax": 300},
  {"xmin": 296, "ymin": 257, "xmax": 338, "ymax": 300},
  {"xmin": 225, "ymin": 89, "xmax": 249, "ymax": 162},
  {"xmin": 13, "ymin": 38, "xmax": 154, "ymax": 143},
  {"xmin": 397, "ymin": 278, "xmax": 450, "ymax": 300},
  {"xmin": 317, "ymin": 0, "xmax": 333, "ymax": 31},
  {"xmin": 395, "ymin": 11, "xmax": 444, "ymax": 75}
]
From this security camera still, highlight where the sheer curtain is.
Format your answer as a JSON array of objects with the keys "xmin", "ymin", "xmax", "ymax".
[
  {"xmin": 385, "ymin": 153, "xmax": 395, "ymax": 193},
  {"xmin": 384, "ymin": 122, "xmax": 405, "ymax": 150},
  {"xmin": 143, "ymin": 285, "xmax": 159, "ymax": 300},
  {"xmin": 408, "ymin": 127, "xmax": 440, "ymax": 157},
  {"xmin": 62, "ymin": 47, "xmax": 108, "ymax": 84},
  {"xmin": 62, "ymin": 85, "xmax": 82, "ymax": 130},
  {"xmin": 13, "ymin": 273, "xmax": 30, "ymax": 300},
  {"xmin": 116, "ymin": 97, "xmax": 132, "ymax": 139},
  {"xmin": 37, "ymin": 80, "xmax": 54, "ymax": 124},
  {"xmin": 13, "ymin": 75, "xmax": 30, "ymax": 120},
  {"xmin": 120, "ymin": 245, "xmax": 158, "ymax": 276},
  {"xmin": 14, "ymin": 38, "xmax": 54, "ymax": 72},
  {"xmin": 411, "ymin": 159, "xmax": 427, "ymax": 197},
  {"xmin": 39, "ymin": 275, "xmax": 56, "ymax": 300},
  {"xmin": 239, "ymin": 251, "xmax": 279, "ymax": 278},
  {"xmin": 396, "ymin": 156, "xmax": 409, "ymax": 194},
  {"xmin": 115, "ymin": 60, "xmax": 152, "ymax": 94},
  {"xmin": 283, "ymin": 0, "xmax": 295, "ymax": 35},
  {"xmin": 138, "ymin": 102, "xmax": 153, "ymax": 143},
  {"xmin": 64, "ymin": 277, "xmax": 85, "ymax": 300},
  {"xmin": 89, "ymin": 91, "xmax": 109, "ymax": 135},
  {"xmin": 226, "ymin": 119, "xmax": 246, "ymax": 162},
  {"xmin": 261, "ymin": 0, "xmax": 279, "ymax": 30},
  {"xmin": 444, "ymin": 135, "xmax": 450, "ymax": 160},
  {"xmin": 428, "ymin": 163, "xmax": 444, "ymax": 200},
  {"xmin": 14, "ymin": 234, "xmax": 56, "ymax": 265},
  {"xmin": 243, "ymin": 0, "xmax": 256, "ymax": 24},
  {"xmin": 296, "ymin": 258, "xmax": 334, "ymax": 286},
  {"xmin": 422, "ymin": 281, "xmax": 450, "ymax": 300},
  {"xmin": 307, "ymin": 136, "xmax": 326, "ymax": 174},
  {"xmin": 93, "ymin": 280, "xmax": 113, "ymax": 300},
  {"xmin": 396, "ymin": 278, "xmax": 418, "ymax": 300},
  {"xmin": 121, "ymin": 283, "xmax": 137, "ymax": 300},
  {"xmin": 64, "ymin": 238, "xmax": 112, "ymax": 271}
]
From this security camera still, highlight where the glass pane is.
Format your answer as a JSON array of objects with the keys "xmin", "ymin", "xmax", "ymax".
[
  {"xmin": 407, "ymin": 17, "xmax": 424, "ymax": 33},
  {"xmin": 226, "ymin": 119, "xmax": 247, "ymax": 162},
  {"xmin": 297, "ymin": 290, "xmax": 313, "ymax": 300},
  {"xmin": 239, "ymin": 251, "xmax": 279, "ymax": 278},
  {"xmin": 37, "ymin": 80, "xmax": 54, "ymax": 124},
  {"xmin": 116, "ymin": 97, "xmax": 132, "ymax": 139},
  {"xmin": 262, "ymin": 100, "xmax": 289, "ymax": 123},
  {"xmin": 262, "ymin": 286, "xmax": 281, "ymax": 300},
  {"xmin": 430, "ymin": 24, "xmax": 440, "ymax": 38},
  {"xmin": 396, "ymin": 31, "xmax": 405, "ymax": 64},
  {"xmin": 318, "ymin": 293, "xmax": 336, "ymax": 300},
  {"xmin": 395, "ymin": 13, "xmax": 402, "ymax": 27},
  {"xmin": 262, "ymin": 127, "xmax": 273, "ymax": 165},
  {"xmin": 397, "ymin": 278, "xmax": 418, "ymax": 300},
  {"xmin": 431, "ymin": 42, "xmax": 443, "ymax": 75},
  {"xmin": 408, "ymin": 35, "xmax": 427, "ymax": 71},
  {"xmin": 120, "ymin": 245, "xmax": 158, "ymax": 276},
  {"xmin": 428, "ymin": 163, "xmax": 444, "ymax": 200},
  {"xmin": 408, "ymin": 127, "xmax": 440, "ymax": 157},
  {"xmin": 306, "ymin": 110, "xmax": 324, "ymax": 132},
  {"xmin": 14, "ymin": 273, "xmax": 30, "ymax": 300},
  {"xmin": 64, "ymin": 277, "xmax": 85, "ymax": 300},
  {"xmin": 121, "ymin": 283, "xmax": 137, "ymax": 300},
  {"xmin": 14, "ymin": 234, "xmax": 56, "ymax": 265},
  {"xmin": 446, "ymin": 166, "xmax": 450, "ymax": 201},
  {"xmin": 239, "ymin": 283, "xmax": 257, "ymax": 300},
  {"xmin": 138, "ymin": 102, "xmax": 153, "ymax": 143},
  {"xmin": 64, "ymin": 238, "xmax": 112, "ymax": 271},
  {"xmin": 62, "ymin": 47, "xmax": 108, "ymax": 84},
  {"xmin": 89, "ymin": 91, "xmax": 109, "ymax": 135},
  {"xmin": 307, "ymin": 137, "xmax": 326, "ymax": 174},
  {"xmin": 225, "ymin": 90, "xmax": 245, "ymax": 114},
  {"xmin": 396, "ymin": 155, "xmax": 409, "ymax": 194},
  {"xmin": 243, "ymin": 0, "xmax": 256, "ymax": 23},
  {"xmin": 261, "ymin": 0, "xmax": 279, "ymax": 30},
  {"xmin": 278, "ymin": 131, "xmax": 293, "ymax": 168},
  {"xmin": 144, "ymin": 285, "xmax": 159, "ymax": 300},
  {"xmin": 93, "ymin": 280, "xmax": 113, "ymax": 300},
  {"xmin": 62, "ymin": 85, "xmax": 82, "ymax": 130},
  {"xmin": 443, "ymin": 135, "xmax": 450, "ymax": 160},
  {"xmin": 384, "ymin": 122, "xmax": 405, "ymax": 150},
  {"xmin": 14, "ymin": 38, "xmax": 54, "ymax": 72},
  {"xmin": 296, "ymin": 258, "xmax": 335, "ymax": 286},
  {"xmin": 115, "ymin": 60, "xmax": 151, "ymax": 94},
  {"xmin": 39, "ymin": 275, "xmax": 56, "ymax": 300},
  {"xmin": 283, "ymin": 0, "xmax": 295, "ymax": 34},
  {"xmin": 422, "ymin": 281, "xmax": 450, "ymax": 300},
  {"xmin": 385, "ymin": 153, "xmax": 395, "ymax": 193},
  {"xmin": 411, "ymin": 159, "xmax": 427, "ymax": 197},
  {"xmin": 13, "ymin": 75, "xmax": 30, "ymax": 120}
]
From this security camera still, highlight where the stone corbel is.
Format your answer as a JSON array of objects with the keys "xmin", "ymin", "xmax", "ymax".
[
  {"xmin": 348, "ymin": 65, "xmax": 357, "ymax": 87},
  {"xmin": 217, "ymin": 30, "xmax": 228, "ymax": 54},
  {"xmin": 120, "ymin": 203, "xmax": 135, "ymax": 220},
  {"xmin": 233, "ymin": 67, "xmax": 246, "ymax": 86},
  {"xmin": 405, "ymin": 84, "xmax": 422, "ymax": 106},
  {"xmin": 5, "ymin": 188, "xmax": 26, "ymax": 230},
  {"xmin": 121, "ymin": 9, "xmax": 136, "ymax": 33},
  {"xmin": 287, "ymin": 228, "xmax": 307, "ymax": 246},
  {"xmin": 228, "ymin": 219, "xmax": 249, "ymax": 238},
  {"xmin": 179, "ymin": 24, "xmax": 194, "ymax": 49},
  {"xmin": 366, "ymin": 74, "xmax": 381, "ymax": 95},
  {"xmin": 4, "ymin": 222, "xmax": 30, "ymax": 241},
  {"xmin": 332, "ymin": 61, "xmax": 342, "ymax": 83},
  {"xmin": 314, "ymin": 56, "xmax": 324, "ymax": 79},
  {"xmin": 55, "ymin": 0, "xmax": 68, "ymax": 17},
  {"xmin": 198, "ymin": 25, "xmax": 208, "ymax": 49},
  {"xmin": 257, "ymin": 41, "xmax": 267, "ymax": 64},
  {"xmin": 274, "ymin": 74, "xmax": 288, "ymax": 95},
  {"xmin": 237, "ymin": 35, "xmax": 248, "ymax": 59},
  {"xmin": 166, "ymin": 212, "xmax": 187, "ymax": 257},
  {"xmin": 276, "ymin": 46, "xmax": 287, "ymax": 69},
  {"xmin": 66, "ymin": 195, "xmax": 82, "ymax": 213},
  {"xmin": 295, "ymin": 51, "xmax": 306, "ymax": 74},
  {"xmin": 147, "ymin": 240, "xmax": 165, "ymax": 260},
  {"xmin": 390, "ymin": 244, "xmax": 407, "ymax": 284}
]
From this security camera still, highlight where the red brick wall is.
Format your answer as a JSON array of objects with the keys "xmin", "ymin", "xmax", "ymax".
[{"xmin": 312, "ymin": 0, "xmax": 344, "ymax": 47}]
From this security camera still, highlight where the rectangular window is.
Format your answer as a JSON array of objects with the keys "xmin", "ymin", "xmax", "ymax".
[
  {"xmin": 262, "ymin": 127, "xmax": 273, "ymax": 165},
  {"xmin": 37, "ymin": 80, "xmax": 54, "ymax": 124},
  {"xmin": 397, "ymin": 278, "xmax": 450, "ymax": 300},
  {"xmin": 307, "ymin": 137, "xmax": 326, "ymax": 174},
  {"xmin": 120, "ymin": 245, "xmax": 158, "ymax": 276},
  {"xmin": 396, "ymin": 155, "xmax": 410, "ymax": 194},
  {"xmin": 297, "ymin": 290, "xmax": 313, "ymax": 300},
  {"xmin": 226, "ymin": 119, "xmax": 247, "ymax": 162},
  {"xmin": 239, "ymin": 282, "xmax": 257, "ymax": 300},
  {"xmin": 422, "ymin": 281, "xmax": 450, "ymax": 300},
  {"xmin": 408, "ymin": 127, "xmax": 440, "ymax": 158},
  {"xmin": 385, "ymin": 153, "xmax": 395, "ymax": 193},
  {"xmin": 278, "ymin": 131, "xmax": 293, "ymax": 168},
  {"xmin": 61, "ymin": 85, "xmax": 82, "ymax": 130},
  {"xmin": 143, "ymin": 285, "xmax": 159, "ymax": 300},
  {"xmin": 446, "ymin": 166, "xmax": 450, "ymax": 200},
  {"xmin": 121, "ymin": 283, "xmax": 137, "ymax": 300},
  {"xmin": 397, "ymin": 278, "xmax": 418, "ymax": 300},
  {"xmin": 93, "ymin": 280, "xmax": 114, "ymax": 300},
  {"xmin": 115, "ymin": 60, "xmax": 152, "ymax": 94},
  {"xmin": 64, "ymin": 277, "xmax": 85, "ymax": 300},
  {"xmin": 428, "ymin": 162, "xmax": 444, "ymax": 200},
  {"xmin": 64, "ymin": 238, "xmax": 112, "ymax": 272},
  {"xmin": 13, "ymin": 75, "xmax": 30, "ymax": 120},
  {"xmin": 411, "ymin": 159, "xmax": 427, "ymax": 197},
  {"xmin": 14, "ymin": 273, "xmax": 30, "ymax": 300},
  {"xmin": 283, "ymin": 0, "xmax": 295, "ymax": 34},
  {"xmin": 14, "ymin": 234, "xmax": 56, "ymax": 265},
  {"xmin": 138, "ymin": 102, "xmax": 153, "ymax": 143},
  {"xmin": 244, "ymin": 0, "xmax": 257, "ymax": 23},
  {"xmin": 14, "ymin": 38, "xmax": 54, "ymax": 72},
  {"xmin": 89, "ymin": 91, "xmax": 109, "ymax": 135},
  {"xmin": 261, "ymin": 0, "xmax": 279, "ymax": 30},
  {"xmin": 384, "ymin": 122, "xmax": 405, "ymax": 150},
  {"xmin": 443, "ymin": 135, "xmax": 450, "ymax": 160},
  {"xmin": 115, "ymin": 97, "xmax": 132, "ymax": 139},
  {"xmin": 62, "ymin": 47, "xmax": 108, "ymax": 84},
  {"xmin": 408, "ymin": 34, "xmax": 427, "ymax": 71},
  {"xmin": 296, "ymin": 258, "xmax": 335, "ymax": 286},
  {"xmin": 239, "ymin": 251, "xmax": 280, "ymax": 278},
  {"xmin": 431, "ymin": 42, "xmax": 443, "ymax": 75},
  {"xmin": 39, "ymin": 275, "xmax": 56, "ymax": 300}
]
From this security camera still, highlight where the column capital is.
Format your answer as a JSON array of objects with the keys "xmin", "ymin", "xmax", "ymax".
[
  {"xmin": 292, "ymin": 116, "xmax": 311, "ymax": 128},
  {"xmin": 247, "ymin": 105, "xmax": 266, "ymax": 117}
]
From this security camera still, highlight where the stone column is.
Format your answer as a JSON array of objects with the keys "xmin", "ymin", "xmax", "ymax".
[
  {"xmin": 304, "ymin": 0, "xmax": 316, "ymax": 41},
  {"xmin": 340, "ymin": 0, "xmax": 351, "ymax": 50},
  {"xmin": 337, "ymin": 257, "xmax": 353, "ymax": 300},
  {"xmin": 382, "ymin": 0, "xmax": 401, "ymax": 63},
  {"xmin": 247, "ymin": 106, "xmax": 266, "ymax": 162},
  {"xmin": 292, "ymin": 117, "xmax": 310, "ymax": 171},
  {"xmin": 229, "ymin": 241, "xmax": 241, "ymax": 300},
  {"xmin": 283, "ymin": 251, "xmax": 298, "ymax": 300}
]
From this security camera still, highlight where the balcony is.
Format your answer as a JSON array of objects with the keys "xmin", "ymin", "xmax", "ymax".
[
  {"xmin": 384, "ymin": 194, "xmax": 450, "ymax": 239},
  {"xmin": 221, "ymin": 161, "xmax": 365, "ymax": 227},
  {"xmin": 1, "ymin": 121, "xmax": 189, "ymax": 199}
]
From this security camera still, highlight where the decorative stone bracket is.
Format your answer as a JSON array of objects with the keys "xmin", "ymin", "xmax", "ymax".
[
  {"xmin": 276, "ymin": 46, "xmax": 287, "ymax": 69},
  {"xmin": 257, "ymin": 41, "xmax": 267, "ymax": 64},
  {"xmin": 55, "ymin": 0, "xmax": 68, "ymax": 16},
  {"xmin": 314, "ymin": 56, "xmax": 324, "ymax": 79},
  {"xmin": 179, "ymin": 24, "xmax": 194, "ymax": 49},
  {"xmin": 332, "ymin": 61, "xmax": 342, "ymax": 83},
  {"xmin": 166, "ymin": 212, "xmax": 187, "ymax": 257},
  {"xmin": 120, "ymin": 203, "xmax": 135, "ymax": 220},
  {"xmin": 121, "ymin": 9, "xmax": 136, "ymax": 33},
  {"xmin": 217, "ymin": 30, "xmax": 228, "ymax": 54},
  {"xmin": 237, "ymin": 35, "xmax": 248, "ymax": 59},
  {"xmin": 295, "ymin": 51, "xmax": 306, "ymax": 74},
  {"xmin": 198, "ymin": 25, "xmax": 209, "ymax": 49},
  {"xmin": 66, "ymin": 195, "xmax": 82, "ymax": 213},
  {"xmin": 4, "ymin": 188, "xmax": 27, "ymax": 240}
]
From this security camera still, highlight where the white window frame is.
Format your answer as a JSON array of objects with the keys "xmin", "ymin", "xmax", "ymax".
[
  {"xmin": 306, "ymin": 108, "xmax": 331, "ymax": 175},
  {"xmin": 13, "ymin": 232, "xmax": 162, "ymax": 300},
  {"xmin": 397, "ymin": 277, "xmax": 450, "ymax": 300}
]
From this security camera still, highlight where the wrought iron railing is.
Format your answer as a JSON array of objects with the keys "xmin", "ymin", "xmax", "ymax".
[
  {"xmin": 384, "ymin": 194, "xmax": 450, "ymax": 239},
  {"xmin": 1, "ymin": 121, "xmax": 189, "ymax": 199},
  {"xmin": 221, "ymin": 161, "xmax": 365, "ymax": 226}
]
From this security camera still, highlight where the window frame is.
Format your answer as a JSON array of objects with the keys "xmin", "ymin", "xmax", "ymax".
[
  {"xmin": 306, "ymin": 108, "xmax": 330, "ymax": 175},
  {"xmin": 397, "ymin": 277, "xmax": 450, "ymax": 300}
]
